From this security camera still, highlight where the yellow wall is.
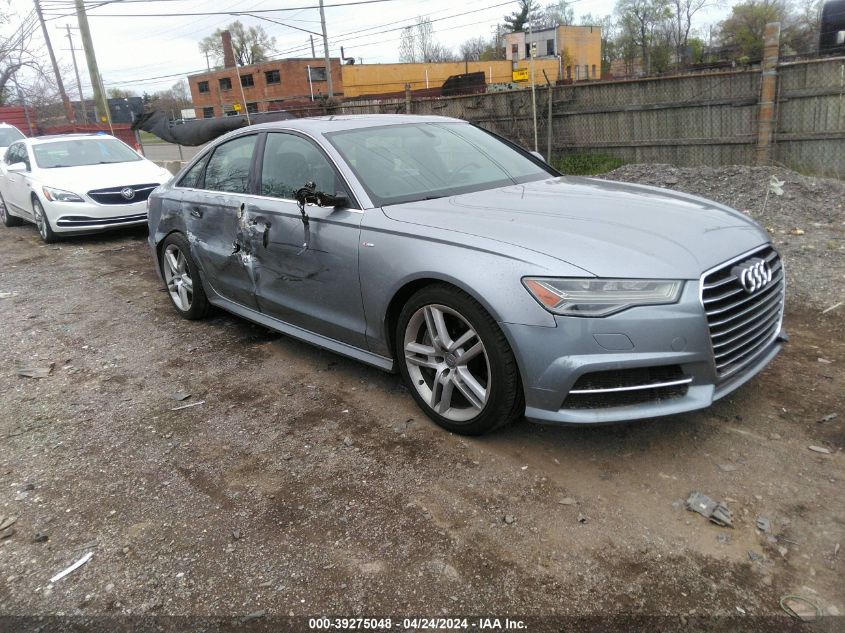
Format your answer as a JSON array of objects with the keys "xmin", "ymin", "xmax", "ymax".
[
  {"xmin": 557, "ymin": 25, "xmax": 602, "ymax": 80},
  {"xmin": 341, "ymin": 62, "xmax": 514, "ymax": 97}
]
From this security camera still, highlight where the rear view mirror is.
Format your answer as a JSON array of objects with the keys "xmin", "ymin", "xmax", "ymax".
[{"xmin": 6, "ymin": 162, "xmax": 26, "ymax": 173}]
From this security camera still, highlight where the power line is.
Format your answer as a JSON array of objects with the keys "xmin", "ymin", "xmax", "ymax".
[{"xmin": 41, "ymin": 0, "xmax": 404, "ymax": 20}]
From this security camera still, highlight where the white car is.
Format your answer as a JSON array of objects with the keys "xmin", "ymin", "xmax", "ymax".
[
  {"xmin": 0, "ymin": 122, "xmax": 25, "ymax": 158},
  {"xmin": 0, "ymin": 133, "xmax": 172, "ymax": 242}
]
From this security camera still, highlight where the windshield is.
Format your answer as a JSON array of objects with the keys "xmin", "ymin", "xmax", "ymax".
[
  {"xmin": 325, "ymin": 122, "xmax": 553, "ymax": 206},
  {"xmin": 33, "ymin": 137, "xmax": 142, "ymax": 168},
  {"xmin": 0, "ymin": 127, "xmax": 24, "ymax": 146}
]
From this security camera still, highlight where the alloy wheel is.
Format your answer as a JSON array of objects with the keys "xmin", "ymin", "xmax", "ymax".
[
  {"xmin": 33, "ymin": 203, "xmax": 47, "ymax": 240},
  {"xmin": 163, "ymin": 243, "xmax": 194, "ymax": 311},
  {"xmin": 403, "ymin": 304, "xmax": 491, "ymax": 423}
]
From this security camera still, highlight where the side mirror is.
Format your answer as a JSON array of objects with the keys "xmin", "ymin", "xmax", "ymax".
[
  {"xmin": 7, "ymin": 162, "xmax": 27, "ymax": 173},
  {"xmin": 318, "ymin": 190, "xmax": 348, "ymax": 207},
  {"xmin": 529, "ymin": 150, "xmax": 546, "ymax": 163}
]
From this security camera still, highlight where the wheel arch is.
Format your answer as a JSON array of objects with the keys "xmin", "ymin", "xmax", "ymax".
[{"xmin": 383, "ymin": 274, "xmax": 509, "ymax": 364}]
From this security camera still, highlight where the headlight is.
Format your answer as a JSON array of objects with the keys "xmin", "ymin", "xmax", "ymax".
[
  {"xmin": 42, "ymin": 186, "xmax": 84, "ymax": 203},
  {"xmin": 523, "ymin": 277, "xmax": 683, "ymax": 317}
]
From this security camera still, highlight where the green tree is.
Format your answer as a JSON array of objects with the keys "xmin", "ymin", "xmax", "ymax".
[
  {"xmin": 199, "ymin": 20, "xmax": 276, "ymax": 67},
  {"xmin": 615, "ymin": 0, "xmax": 672, "ymax": 74},
  {"xmin": 717, "ymin": 0, "xmax": 789, "ymax": 60},
  {"xmin": 542, "ymin": 1, "xmax": 575, "ymax": 27},
  {"xmin": 504, "ymin": 0, "xmax": 541, "ymax": 32}
]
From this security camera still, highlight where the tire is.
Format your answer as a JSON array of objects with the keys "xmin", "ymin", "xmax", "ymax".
[
  {"xmin": 0, "ymin": 193, "xmax": 22, "ymax": 227},
  {"xmin": 32, "ymin": 198, "xmax": 58, "ymax": 243},
  {"xmin": 395, "ymin": 284, "xmax": 524, "ymax": 435},
  {"xmin": 160, "ymin": 233, "xmax": 210, "ymax": 320}
]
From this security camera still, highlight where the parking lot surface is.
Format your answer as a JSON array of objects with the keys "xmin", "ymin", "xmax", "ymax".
[{"xmin": 0, "ymin": 178, "xmax": 843, "ymax": 622}]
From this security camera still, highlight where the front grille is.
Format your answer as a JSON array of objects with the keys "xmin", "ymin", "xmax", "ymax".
[
  {"xmin": 701, "ymin": 246, "xmax": 785, "ymax": 380},
  {"xmin": 562, "ymin": 365, "xmax": 691, "ymax": 409},
  {"xmin": 87, "ymin": 183, "xmax": 158, "ymax": 205}
]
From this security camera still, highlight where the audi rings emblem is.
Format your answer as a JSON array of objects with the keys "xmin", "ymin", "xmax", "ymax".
[
  {"xmin": 732, "ymin": 258, "xmax": 772, "ymax": 294},
  {"xmin": 120, "ymin": 187, "xmax": 136, "ymax": 200}
]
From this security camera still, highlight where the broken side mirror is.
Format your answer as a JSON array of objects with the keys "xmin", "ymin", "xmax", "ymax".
[{"xmin": 322, "ymin": 191, "xmax": 348, "ymax": 207}]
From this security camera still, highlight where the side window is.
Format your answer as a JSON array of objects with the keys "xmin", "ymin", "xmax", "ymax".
[
  {"xmin": 203, "ymin": 135, "xmax": 257, "ymax": 194},
  {"xmin": 177, "ymin": 155, "xmax": 209, "ymax": 188},
  {"xmin": 260, "ymin": 133, "xmax": 336, "ymax": 200}
]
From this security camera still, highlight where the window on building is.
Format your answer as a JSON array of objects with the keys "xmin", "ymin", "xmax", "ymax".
[
  {"xmin": 197, "ymin": 81, "xmax": 209, "ymax": 93},
  {"xmin": 219, "ymin": 77, "xmax": 232, "ymax": 91},
  {"xmin": 240, "ymin": 74, "xmax": 254, "ymax": 87},
  {"xmin": 246, "ymin": 102, "xmax": 259, "ymax": 114},
  {"xmin": 574, "ymin": 66, "xmax": 580, "ymax": 80},
  {"xmin": 584, "ymin": 64, "xmax": 589, "ymax": 79},
  {"xmin": 202, "ymin": 106, "xmax": 215, "ymax": 119},
  {"xmin": 525, "ymin": 43, "xmax": 531, "ymax": 58},
  {"xmin": 546, "ymin": 39, "xmax": 554, "ymax": 56},
  {"xmin": 265, "ymin": 69, "xmax": 280, "ymax": 84},
  {"xmin": 592, "ymin": 64, "xmax": 597, "ymax": 79},
  {"xmin": 267, "ymin": 100, "xmax": 285, "ymax": 111},
  {"xmin": 566, "ymin": 66, "xmax": 572, "ymax": 80},
  {"xmin": 309, "ymin": 66, "xmax": 327, "ymax": 81},
  {"xmin": 511, "ymin": 43, "xmax": 518, "ymax": 58}
]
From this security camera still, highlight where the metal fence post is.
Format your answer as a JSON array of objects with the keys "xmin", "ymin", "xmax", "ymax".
[{"xmin": 755, "ymin": 22, "xmax": 781, "ymax": 166}]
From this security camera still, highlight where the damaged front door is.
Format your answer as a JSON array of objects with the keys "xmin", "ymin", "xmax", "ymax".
[
  {"xmin": 245, "ymin": 132, "xmax": 367, "ymax": 349},
  {"xmin": 184, "ymin": 133, "xmax": 259, "ymax": 310}
]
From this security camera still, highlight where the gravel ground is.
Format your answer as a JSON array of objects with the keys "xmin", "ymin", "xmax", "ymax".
[
  {"xmin": 0, "ymin": 166, "xmax": 844, "ymax": 630},
  {"xmin": 602, "ymin": 164, "xmax": 845, "ymax": 311}
]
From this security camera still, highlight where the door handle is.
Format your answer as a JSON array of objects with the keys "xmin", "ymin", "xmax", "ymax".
[{"xmin": 189, "ymin": 207, "xmax": 203, "ymax": 218}]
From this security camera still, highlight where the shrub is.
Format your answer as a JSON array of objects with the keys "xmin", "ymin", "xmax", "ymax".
[{"xmin": 553, "ymin": 153, "xmax": 624, "ymax": 176}]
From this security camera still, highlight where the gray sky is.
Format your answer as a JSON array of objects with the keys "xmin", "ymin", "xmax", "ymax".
[{"xmin": 9, "ymin": 0, "xmax": 729, "ymax": 96}]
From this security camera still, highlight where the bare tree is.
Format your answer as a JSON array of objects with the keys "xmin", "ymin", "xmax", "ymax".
[
  {"xmin": 397, "ymin": 17, "xmax": 456, "ymax": 63},
  {"xmin": 459, "ymin": 36, "xmax": 490, "ymax": 61},
  {"xmin": 0, "ymin": 10, "xmax": 43, "ymax": 105},
  {"xmin": 199, "ymin": 20, "xmax": 276, "ymax": 67},
  {"xmin": 542, "ymin": 1, "xmax": 575, "ymax": 27},
  {"xmin": 615, "ymin": 0, "xmax": 672, "ymax": 75},
  {"xmin": 668, "ymin": 0, "xmax": 709, "ymax": 66}
]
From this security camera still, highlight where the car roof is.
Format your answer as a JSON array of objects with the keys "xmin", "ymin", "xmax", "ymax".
[{"xmin": 244, "ymin": 113, "xmax": 464, "ymax": 135}]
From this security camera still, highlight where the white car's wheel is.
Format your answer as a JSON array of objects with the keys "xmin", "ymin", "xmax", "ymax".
[
  {"xmin": 0, "ymin": 193, "xmax": 22, "ymax": 227},
  {"xmin": 32, "ymin": 198, "xmax": 57, "ymax": 243}
]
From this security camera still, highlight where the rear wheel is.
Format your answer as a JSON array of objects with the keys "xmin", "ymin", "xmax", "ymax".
[
  {"xmin": 396, "ymin": 284, "xmax": 523, "ymax": 435},
  {"xmin": 0, "ymin": 193, "xmax": 22, "ymax": 227},
  {"xmin": 32, "ymin": 198, "xmax": 57, "ymax": 243},
  {"xmin": 160, "ymin": 233, "xmax": 210, "ymax": 320}
]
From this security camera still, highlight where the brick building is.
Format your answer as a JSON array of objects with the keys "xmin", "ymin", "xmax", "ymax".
[
  {"xmin": 187, "ymin": 58, "xmax": 343, "ymax": 118},
  {"xmin": 187, "ymin": 30, "xmax": 343, "ymax": 118}
]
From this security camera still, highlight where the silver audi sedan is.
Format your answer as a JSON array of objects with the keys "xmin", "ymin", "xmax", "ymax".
[{"xmin": 147, "ymin": 114, "xmax": 785, "ymax": 435}]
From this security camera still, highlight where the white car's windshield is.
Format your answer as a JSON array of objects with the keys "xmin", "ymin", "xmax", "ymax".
[
  {"xmin": 326, "ymin": 122, "xmax": 553, "ymax": 206},
  {"xmin": 33, "ymin": 138, "xmax": 142, "ymax": 169},
  {"xmin": 0, "ymin": 128, "xmax": 24, "ymax": 146}
]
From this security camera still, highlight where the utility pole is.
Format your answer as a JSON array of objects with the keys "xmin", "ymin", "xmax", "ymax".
[
  {"xmin": 63, "ymin": 25, "xmax": 87, "ymax": 123},
  {"xmin": 318, "ymin": 0, "xmax": 334, "ymax": 98},
  {"xmin": 75, "ymin": 0, "xmax": 106, "ymax": 123},
  {"xmin": 34, "ymin": 0, "xmax": 75, "ymax": 123},
  {"xmin": 310, "ymin": 35, "xmax": 316, "ymax": 58}
]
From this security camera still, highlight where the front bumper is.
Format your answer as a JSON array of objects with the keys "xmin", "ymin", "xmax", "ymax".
[
  {"xmin": 45, "ymin": 199, "xmax": 148, "ymax": 234},
  {"xmin": 503, "ymin": 283, "xmax": 785, "ymax": 425}
]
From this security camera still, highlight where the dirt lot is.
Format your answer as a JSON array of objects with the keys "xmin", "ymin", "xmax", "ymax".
[{"xmin": 0, "ymin": 166, "xmax": 843, "ymax": 631}]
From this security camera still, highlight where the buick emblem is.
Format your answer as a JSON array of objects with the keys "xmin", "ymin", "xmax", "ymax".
[
  {"xmin": 120, "ymin": 187, "xmax": 135, "ymax": 200},
  {"xmin": 733, "ymin": 258, "xmax": 772, "ymax": 294}
]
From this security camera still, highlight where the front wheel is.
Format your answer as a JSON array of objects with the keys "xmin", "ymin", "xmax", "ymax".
[
  {"xmin": 396, "ymin": 284, "xmax": 523, "ymax": 435},
  {"xmin": 32, "ymin": 199, "xmax": 57, "ymax": 243}
]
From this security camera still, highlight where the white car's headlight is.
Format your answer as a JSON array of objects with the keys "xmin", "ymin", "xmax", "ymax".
[
  {"xmin": 523, "ymin": 277, "xmax": 684, "ymax": 317},
  {"xmin": 42, "ymin": 186, "xmax": 84, "ymax": 203}
]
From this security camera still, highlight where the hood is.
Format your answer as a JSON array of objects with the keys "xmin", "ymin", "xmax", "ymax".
[
  {"xmin": 36, "ymin": 160, "xmax": 171, "ymax": 192},
  {"xmin": 381, "ymin": 177, "xmax": 769, "ymax": 279}
]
